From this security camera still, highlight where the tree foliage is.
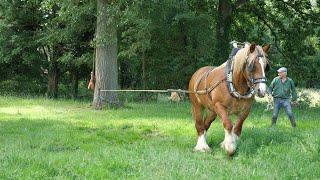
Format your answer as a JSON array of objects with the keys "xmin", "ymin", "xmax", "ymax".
[{"xmin": 0, "ymin": 0, "xmax": 319, "ymax": 98}]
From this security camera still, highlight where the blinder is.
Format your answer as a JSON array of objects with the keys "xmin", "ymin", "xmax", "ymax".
[
  {"xmin": 247, "ymin": 61, "xmax": 255, "ymax": 72},
  {"xmin": 265, "ymin": 62, "xmax": 271, "ymax": 72}
]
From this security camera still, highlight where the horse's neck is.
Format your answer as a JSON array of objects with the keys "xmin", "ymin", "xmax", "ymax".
[
  {"xmin": 232, "ymin": 69, "xmax": 250, "ymax": 94},
  {"xmin": 230, "ymin": 49, "xmax": 251, "ymax": 94}
]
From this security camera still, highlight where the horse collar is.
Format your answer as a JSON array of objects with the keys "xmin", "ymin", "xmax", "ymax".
[{"xmin": 225, "ymin": 58, "xmax": 255, "ymax": 99}]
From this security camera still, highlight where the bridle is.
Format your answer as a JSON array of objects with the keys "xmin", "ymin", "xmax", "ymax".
[
  {"xmin": 225, "ymin": 46, "xmax": 268, "ymax": 99},
  {"xmin": 246, "ymin": 46, "xmax": 268, "ymax": 86}
]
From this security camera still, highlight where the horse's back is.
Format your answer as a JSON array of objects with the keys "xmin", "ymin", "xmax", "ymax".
[{"xmin": 190, "ymin": 66, "xmax": 215, "ymax": 79}]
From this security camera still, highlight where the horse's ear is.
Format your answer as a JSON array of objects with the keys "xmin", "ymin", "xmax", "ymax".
[
  {"xmin": 263, "ymin": 44, "xmax": 271, "ymax": 54},
  {"xmin": 250, "ymin": 44, "xmax": 256, "ymax": 53}
]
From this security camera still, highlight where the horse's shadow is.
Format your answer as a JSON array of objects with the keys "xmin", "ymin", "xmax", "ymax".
[{"xmin": 207, "ymin": 127, "xmax": 298, "ymax": 157}]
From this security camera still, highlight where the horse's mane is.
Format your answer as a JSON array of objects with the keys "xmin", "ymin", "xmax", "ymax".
[
  {"xmin": 232, "ymin": 44, "xmax": 267, "ymax": 76},
  {"xmin": 232, "ymin": 45, "xmax": 252, "ymax": 75}
]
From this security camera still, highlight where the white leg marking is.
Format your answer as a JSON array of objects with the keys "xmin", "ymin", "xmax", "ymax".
[
  {"xmin": 194, "ymin": 131, "xmax": 211, "ymax": 152},
  {"xmin": 221, "ymin": 128, "xmax": 239, "ymax": 155}
]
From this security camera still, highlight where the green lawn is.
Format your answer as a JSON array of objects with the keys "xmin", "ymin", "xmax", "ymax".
[{"xmin": 0, "ymin": 96, "xmax": 319, "ymax": 179}]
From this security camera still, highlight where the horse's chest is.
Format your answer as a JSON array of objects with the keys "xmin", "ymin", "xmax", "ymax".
[{"xmin": 227, "ymin": 100, "xmax": 251, "ymax": 115}]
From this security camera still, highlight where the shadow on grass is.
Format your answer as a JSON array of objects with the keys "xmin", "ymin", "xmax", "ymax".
[
  {"xmin": 202, "ymin": 124, "xmax": 302, "ymax": 158},
  {"xmin": 234, "ymin": 127, "xmax": 299, "ymax": 156}
]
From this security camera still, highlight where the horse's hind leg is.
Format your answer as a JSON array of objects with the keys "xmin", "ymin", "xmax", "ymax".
[{"xmin": 191, "ymin": 103, "xmax": 211, "ymax": 152}]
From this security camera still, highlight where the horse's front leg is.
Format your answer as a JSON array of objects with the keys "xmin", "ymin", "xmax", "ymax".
[
  {"xmin": 234, "ymin": 107, "xmax": 251, "ymax": 136},
  {"xmin": 214, "ymin": 103, "xmax": 238, "ymax": 156}
]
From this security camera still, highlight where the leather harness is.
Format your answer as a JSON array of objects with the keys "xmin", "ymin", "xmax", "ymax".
[{"xmin": 193, "ymin": 46, "xmax": 267, "ymax": 100}]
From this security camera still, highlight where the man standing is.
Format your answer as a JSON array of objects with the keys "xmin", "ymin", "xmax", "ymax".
[{"xmin": 268, "ymin": 67, "xmax": 298, "ymax": 128}]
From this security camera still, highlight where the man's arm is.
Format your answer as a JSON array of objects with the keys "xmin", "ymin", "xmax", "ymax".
[
  {"xmin": 290, "ymin": 79, "xmax": 298, "ymax": 101},
  {"xmin": 267, "ymin": 78, "xmax": 275, "ymax": 95}
]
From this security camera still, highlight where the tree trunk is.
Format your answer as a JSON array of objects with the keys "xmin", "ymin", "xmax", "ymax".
[
  {"xmin": 71, "ymin": 70, "xmax": 79, "ymax": 99},
  {"xmin": 44, "ymin": 45, "xmax": 59, "ymax": 99},
  {"xmin": 215, "ymin": 0, "xmax": 233, "ymax": 64},
  {"xmin": 215, "ymin": 0, "xmax": 248, "ymax": 64},
  {"xmin": 47, "ymin": 60, "xmax": 59, "ymax": 99},
  {"xmin": 92, "ymin": 0, "xmax": 120, "ymax": 109}
]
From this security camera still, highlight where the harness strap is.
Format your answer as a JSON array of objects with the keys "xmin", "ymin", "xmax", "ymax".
[
  {"xmin": 195, "ymin": 79, "xmax": 226, "ymax": 95},
  {"xmin": 193, "ymin": 67, "xmax": 225, "ymax": 100},
  {"xmin": 194, "ymin": 68, "xmax": 214, "ymax": 94},
  {"xmin": 253, "ymin": 78, "xmax": 267, "ymax": 84}
]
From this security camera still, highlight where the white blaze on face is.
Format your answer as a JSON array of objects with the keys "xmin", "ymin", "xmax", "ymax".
[{"xmin": 258, "ymin": 57, "xmax": 267, "ymax": 94}]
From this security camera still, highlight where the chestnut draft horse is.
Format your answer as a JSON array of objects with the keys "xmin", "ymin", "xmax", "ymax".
[{"xmin": 188, "ymin": 43, "xmax": 270, "ymax": 155}]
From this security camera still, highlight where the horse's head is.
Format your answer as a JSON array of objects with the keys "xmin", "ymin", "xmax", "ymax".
[{"xmin": 244, "ymin": 44, "xmax": 271, "ymax": 98}]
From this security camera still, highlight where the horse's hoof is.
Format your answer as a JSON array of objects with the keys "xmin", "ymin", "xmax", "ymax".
[
  {"xmin": 226, "ymin": 149, "xmax": 236, "ymax": 156},
  {"xmin": 221, "ymin": 141, "xmax": 236, "ymax": 156},
  {"xmin": 193, "ymin": 146, "xmax": 211, "ymax": 152}
]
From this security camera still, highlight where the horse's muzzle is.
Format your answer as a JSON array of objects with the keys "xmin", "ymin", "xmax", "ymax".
[
  {"xmin": 256, "ymin": 83, "xmax": 267, "ymax": 98},
  {"xmin": 257, "ymin": 91, "xmax": 265, "ymax": 97},
  {"xmin": 256, "ymin": 88, "xmax": 266, "ymax": 97}
]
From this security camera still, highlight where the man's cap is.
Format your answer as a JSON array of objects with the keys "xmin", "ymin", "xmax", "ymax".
[
  {"xmin": 232, "ymin": 42, "xmax": 237, "ymax": 48},
  {"xmin": 277, "ymin": 67, "xmax": 287, "ymax": 73}
]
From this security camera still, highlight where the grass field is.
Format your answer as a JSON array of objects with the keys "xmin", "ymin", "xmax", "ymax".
[{"xmin": 0, "ymin": 95, "xmax": 319, "ymax": 179}]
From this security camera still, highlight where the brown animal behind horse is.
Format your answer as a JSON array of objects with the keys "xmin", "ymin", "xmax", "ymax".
[
  {"xmin": 188, "ymin": 43, "xmax": 270, "ymax": 155},
  {"xmin": 87, "ymin": 71, "xmax": 95, "ymax": 90}
]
